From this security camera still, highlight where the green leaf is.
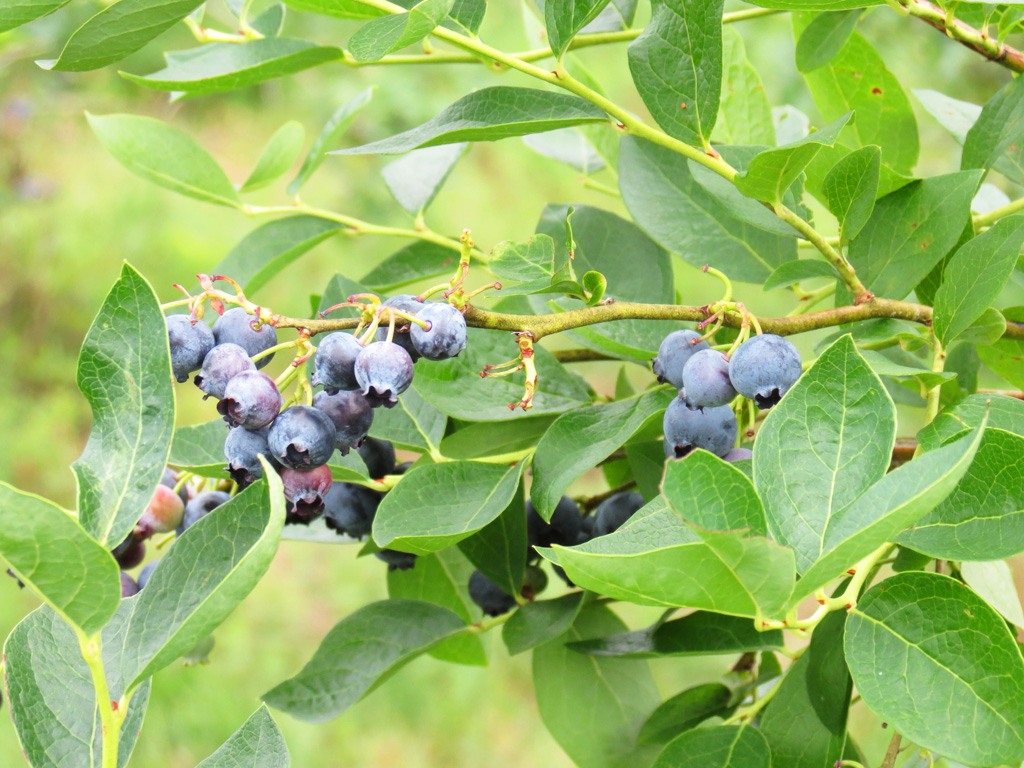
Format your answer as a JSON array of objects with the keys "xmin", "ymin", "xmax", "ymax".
[
  {"xmin": 40, "ymin": 0, "xmax": 204, "ymax": 71},
  {"xmin": 662, "ymin": 451, "xmax": 796, "ymax": 618},
  {"xmin": 531, "ymin": 390, "xmax": 672, "ymax": 518},
  {"xmin": 637, "ymin": 684, "xmax": 733, "ymax": 745},
  {"xmin": 490, "ymin": 233, "xmax": 562, "ymax": 287},
  {"xmin": 281, "ymin": 0, "xmax": 384, "ymax": 19},
  {"xmin": 619, "ymin": 137, "xmax": 796, "ymax": 283},
  {"xmin": 977, "ymin": 307, "xmax": 1024, "ymax": 389},
  {"xmin": 238, "ymin": 121, "xmax": 305, "ymax": 193},
  {"xmin": 793, "ymin": 424, "xmax": 984, "ymax": 603},
  {"xmin": 414, "ymin": 328, "xmax": 591, "ymax": 420},
  {"xmin": 458, "ymin": 482, "xmax": 527, "ymax": 596},
  {"xmin": 74, "ymin": 263, "xmax": 176, "ymax": 547},
  {"xmin": 87, "ymin": 113, "xmax": 241, "ymax": 208},
  {"xmin": 847, "ymin": 170, "xmax": 982, "ymax": 299},
  {"xmin": 368, "ymin": 387, "xmax": 446, "ymax": 453},
  {"xmin": 845, "ymin": 571, "xmax": 1024, "ymax": 766},
  {"xmin": 349, "ymin": 0, "xmax": 453, "ymax": 63},
  {"xmin": 0, "ymin": 0, "xmax": 70, "ymax": 34},
  {"xmin": 896, "ymin": 428, "xmax": 1024, "ymax": 560},
  {"xmin": 382, "ymin": 143, "xmax": 467, "ymax": 216},
  {"xmin": 0, "ymin": 483, "xmax": 119, "ymax": 635},
  {"xmin": 546, "ymin": 0, "xmax": 612, "ymax": 59},
  {"xmin": 821, "ymin": 144, "xmax": 880, "ymax": 243},
  {"xmin": 440, "ymin": 417, "xmax": 554, "ymax": 462},
  {"xmin": 918, "ymin": 393, "xmax": 1024, "ymax": 451},
  {"xmin": 502, "ymin": 592, "xmax": 583, "ymax": 656},
  {"xmin": 799, "ymin": 30, "xmax": 918, "ymax": 174},
  {"xmin": 961, "ymin": 559, "xmax": 1024, "ymax": 628},
  {"xmin": 963, "ymin": 75, "xmax": 1024, "ymax": 177},
  {"xmin": 387, "ymin": 548, "xmax": 486, "ymax": 666},
  {"xmin": 754, "ymin": 335, "xmax": 895, "ymax": 574},
  {"xmin": 249, "ymin": 3, "xmax": 285, "ymax": 36},
  {"xmin": 372, "ymin": 460, "xmax": 524, "ymax": 553},
  {"xmin": 795, "ymin": 9, "xmax": 861, "ymax": 73},
  {"xmin": 958, "ymin": 306, "xmax": 1007, "ymax": 346},
  {"xmin": 653, "ymin": 725, "xmax": 771, "ymax": 768},
  {"xmin": 859, "ymin": 348, "xmax": 955, "ymax": 389},
  {"xmin": 915, "ymin": 88, "xmax": 978, "ymax": 144},
  {"xmin": 289, "ymin": 87, "xmax": 374, "ymax": 195},
  {"xmin": 333, "ymin": 87, "xmax": 608, "ymax": 155},
  {"xmin": 196, "ymin": 706, "xmax": 289, "ymax": 768},
  {"xmin": 715, "ymin": 27, "xmax": 775, "ymax": 146},
  {"xmin": 448, "ymin": 0, "xmax": 485, "ymax": 33},
  {"xmin": 735, "ymin": 112, "xmax": 852, "ymax": 204},
  {"xmin": 582, "ymin": 271, "xmax": 607, "ymax": 305},
  {"xmin": 628, "ymin": 0, "xmax": 724, "ymax": 146},
  {"xmin": 4, "ymin": 604, "xmax": 151, "ymax": 768},
  {"xmin": 627, "ymin": 440, "xmax": 668, "ymax": 501},
  {"xmin": 522, "ymin": 128, "xmax": 606, "ymax": 173},
  {"xmin": 123, "ymin": 39, "xmax": 343, "ymax": 96},
  {"xmin": 533, "ymin": 604, "xmax": 661, "ymax": 768},
  {"xmin": 763, "ymin": 259, "xmax": 839, "ymax": 291},
  {"xmin": 687, "ymin": 154, "xmax": 801, "ymax": 238},
  {"xmin": 263, "ymin": 599, "xmax": 467, "ymax": 722},
  {"xmin": 760, "ymin": 609, "xmax": 850, "ymax": 768},
  {"xmin": 168, "ymin": 419, "xmax": 230, "ymax": 478},
  {"xmin": 361, "ymin": 241, "xmax": 458, "ymax": 292},
  {"xmin": 568, "ymin": 611, "xmax": 784, "ymax": 658},
  {"xmin": 934, "ymin": 215, "xmax": 1024, "ymax": 345}
]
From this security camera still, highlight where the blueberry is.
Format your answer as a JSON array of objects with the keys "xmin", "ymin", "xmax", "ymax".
[
  {"xmin": 162, "ymin": 467, "xmax": 189, "ymax": 507},
  {"xmin": 137, "ymin": 559, "xmax": 160, "ymax": 590},
  {"xmin": 354, "ymin": 341, "xmax": 415, "ymax": 408},
  {"xmin": 728, "ymin": 334, "xmax": 802, "ymax": 409},
  {"xmin": 194, "ymin": 343, "xmax": 255, "ymax": 400},
  {"xmin": 112, "ymin": 534, "xmax": 145, "ymax": 569},
  {"xmin": 218, "ymin": 370, "xmax": 282, "ymax": 429},
  {"xmin": 682, "ymin": 349, "xmax": 737, "ymax": 408},
  {"xmin": 167, "ymin": 314, "xmax": 214, "ymax": 383},
  {"xmin": 212, "ymin": 308, "xmax": 278, "ymax": 369},
  {"xmin": 357, "ymin": 437, "xmax": 396, "ymax": 479},
  {"xmin": 593, "ymin": 491, "xmax": 644, "ymax": 537},
  {"xmin": 281, "ymin": 465, "xmax": 333, "ymax": 518},
  {"xmin": 224, "ymin": 426, "xmax": 272, "ymax": 488},
  {"xmin": 469, "ymin": 570, "xmax": 517, "ymax": 616},
  {"xmin": 580, "ymin": 514, "xmax": 595, "ymax": 539},
  {"xmin": 552, "ymin": 564, "xmax": 576, "ymax": 588},
  {"xmin": 323, "ymin": 482, "xmax": 381, "ymax": 538},
  {"xmin": 375, "ymin": 294, "xmax": 424, "ymax": 362},
  {"xmin": 311, "ymin": 332, "xmax": 363, "ymax": 393},
  {"xmin": 120, "ymin": 571, "xmax": 139, "ymax": 598},
  {"xmin": 527, "ymin": 496, "xmax": 582, "ymax": 553},
  {"xmin": 313, "ymin": 390, "xmax": 374, "ymax": 455},
  {"xmin": 179, "ymin": 490, "xmax": 232, "ymax": 535},
  {"xmin": 663, "ymin": 396, "xmax": 737, "ymax": 459},
  {"xmin": 410, "ymin": 302, "xmax": 467, "ymax": 361},
  {"xmin": 375, "ymin": 549, "xmax": 417, "ymax": 571},
  {"xmin": 136, "ymin": 484, "xmax": 185, "ymax": 539},
  {"xmin": 652, "ymin": 330, "xmax": 710, "ymax": 389},
  {"xmin": 268, "ymin": 405, "xmax": 337, "ymax": 470},
  {"xmin": 722, "ymin": 447, "xmax": 753, "ymax": 462}
]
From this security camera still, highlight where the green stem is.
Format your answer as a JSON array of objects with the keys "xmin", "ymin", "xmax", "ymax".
[
  {"xmin": 926, "ymin": 331, "xmax": 945, "ymax": 422},
  {"xmin": 774, "ymin": 205, "xmax": 870, "ymax": 300},
  {"xmin": 900, "ymin": 0, "xmax": 1024, "ymax": 73},
  {"xmin": 721, "ymin": 675, "xmax": 783, "ymax": 725},
  {"xmin": 76, "ymin": 631, "xmax": 123, "ymax": 768},
  {"xmin": 580, "ymin": 176, "xmax": 621, "ymax": 197},
  {"xmin": 973, "ymin": 194, "xmax": 1024, "ymax": 227}
]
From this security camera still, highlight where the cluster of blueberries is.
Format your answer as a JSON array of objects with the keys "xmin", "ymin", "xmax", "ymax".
[{"xmin": 655, "ymin": 330, "xmax": 801, "ymax": 460}]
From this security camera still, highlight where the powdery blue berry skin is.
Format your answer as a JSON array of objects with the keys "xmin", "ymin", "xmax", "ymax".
[
  {"xmin": 354, "ymin": 341, "xmax": 415, "ymax": 409},
  {"xmin": 663, "ymin": 396, "xmax": 737, "ymax": 459},
  {"xmin": 218, "ymin": 370, "xmax": 282, "ymax": 430},
  {"xmin": 468, "ymin": 570, "xmax": 517, "ymax": 616},
  {"xmin": 268, "ymin": 405, "xmax": 338, "ymax": 470},
  {"xmin": 323, "ymin": 482, "xmax": 381, "ymax": 539},
  {"xmin": 682, "ymin": 349, "xmax": 737, "ymax": 408},
  {"xmin": 120, "ymin": 571, "xmax": 139, "ymax": 598},
  {"xmin": 167, "ymin": 314, "xmax": 214, "ymax": 383},
  {"xmin": 593, "ymin": 491, "xmax": 645, "ymax": 537},
  {"xmin": 194, "ymin": 343, "xmax": 255, "ymax": 400},
  {"xmin": 311, "ymin": 332, "xmax": 363, "ymax": 393},
  {"xmin": 410, "ymin": 302, "xmax": 467, "ymax": 360},
  {"xmin": 313, "ymin": 390, "xmax": 374, "ymax": 455},
  {"xmin": 375, "ymin": 549, "xmax": 417, "ymax": 571},
  {"xmin": 527, "ymin": 496, "xmax": 582, "ymax": 551},
  {"xmin": 357, "ymin": 437, "xmax": 397, "ymax": 479},
  {"xmin": 137, "ymin": 559, "xmax": 160, "ymax": 591},
  {"xmin": 728, "ymin": 333, "xmax": 802, "ymax": 409},
  {"xmin": 722, "ymin": 447, "xmax": 753, "ymax": 463},
  {"xmin": 213, "ymin": 307, "xmax": 278, "ymax": 369},
  {"xmin": 652, "ymin": 330, "xmax": 710, "ymax": 390},
  {"xmin": 223, "ymin": 425, "xmax": 272, "ymax": 488},
  {"xmin": 375, "ymin": 294, "xmax": 424, "ymax": 362},
  {"xmin": 179, "ymin": 490, "xmax": 232, "ymax": 535},
  {"xmin": 280, "ymin": 465, "xmax": 333, "ymax": 518}
]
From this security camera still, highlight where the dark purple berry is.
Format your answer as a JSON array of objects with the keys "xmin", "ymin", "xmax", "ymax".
[
  {"xmin": 120, "ymin": 571, "xmax": 139, "ymax": 598},
  {"xmin": 375, "ymin": 294, "xmax": 424, "ymax": 362},
  {"xmin": 137, "ymin": 559, "xmax": 160, "ymax": 590},
  {"xmin": 179, "ymin": 490, "xmax": 232, "ymax": 535},
  {"xmin": 722, "ymin": 447, "xmax": 753, "ymax": 462},
  {"xmin": 311, "ymin": 332, "xmax": 363, "ymax": 393},
  {"xmin": 281, "ymin": 465, "xmax": 332, "ymax": 518},
  {"xmin": 652, "ymin": 330, "xmax": 710, "ymax": 390},
  {"xmin": 356, "ymin": 437, "xmax": 396, "ymax": 479},
  {"xmin": 223, "ymin": 426, "xmax": 272, "ymax": 488},
  {"xmin": 728, "ymin": 334, "xmax": 802, "ymax": 409},
  {"xmin": 194, "ymin": 343, "xmax": 254, "ymax": 400},
  {"xmin": 354, "ymin": 341, "xmax": 415, "ymax": 408},
  {"xmin": 375, "ymin": 549, "xmax": 417, "ymax": 571},
  {"xmin": 410, "ymin": 302, "xmax": 467, "ymax": 360},
  {"xmin": 468, "ymin": 570, "xmax": 516, "ymax": 616},
  {"xmin": 682, "ymin": 349, "xmax": 737, "ymax": 408},
  {"xmin": 663, "ymin": 396, "xmax": 737, "ymax": 459},
  {"xmin": 167, "ymin": 314, "xmax": 214, "ymax": 383},
  {"xmin": 593, "ymin": 491, "xmax": 644, "ymax": 537},
  {"xmin": 112, "ymin": 535, "xmax": 145, "ymax": 569},
  {"xmin": 313, "ymin": 390, "xmax": 374, "ymax": 455},
  {"xmin": 212, "ymin": 308, "xmax": 278, "ymax": 369},
  {"xmin": 268, "ymin": 405, "xmax": 337, "ymax": 470},
  {"xmin": 323, "ymin": 482, "xmax": 381, "ymax": 538},
  {"xmin": 527, "ymin": 496, "xmax": 582, "ymax": 552},
  {"xmin": 218, "ymin": 370, "xmax": 282, "ymax": 429}
]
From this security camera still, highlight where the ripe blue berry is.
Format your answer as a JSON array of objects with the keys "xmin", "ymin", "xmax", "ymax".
[
  {"xmin": 663, "ymin": 396, "xmax": 737, "ymax": 459},
  {"xmin": 223, "ymin": 426, "xmax": 272, "ymax": 488},
  {"xmin": 323, "ymin": 482, "xmax": 381, "ymax": 539},
  {"xmin": 728, "ymin": 334, "xmax": 802, "ymax": 409},
  {"xmin": 167, "ymin": 314, "xmax": 214, "ymax": 383},
  {"xmin": 722, "ymin": 447, "xmax": 753, "ymax": 462},
  {"xmin": 218, "ymin": 370, "xmax": 281, "ymax": 429},
  {"xmin": 357, "ymin": 437, "xmax": 396, "ymax": 479},
  {"xmin": 212, "ymin": 308, "xmax": 278, "ymax": 369},
  {"xmin": 652, "ymin": 330, "xmax": 710, "ymax": 390},
  {"xmin": 136, "ymin": 484, "xmax": 185, "ymax": 539},
  {"xmin": 468, "ymin": 570, "xmax": 517, "ymax": 616},
  {"xmin": 682, "ymin": 349, "xmax": 737, "ymax": 408},
  {"xmin": 375, "ymin": 294, "xmax": 424, "ymax": 362},
  {"xmin": 268, "ymin": 405, "xmax": 337, "ymax": 470},
  {"xmin": 311, "ymin": 332, "xmax": 363, "ymax": 393},
  {"xmin": 179, "ymin": 491, "xmax": 232, "ymax": 535},
  {"xmin": 527, "ymin": 496, "xmax": 582, "ymax": 551},
  {"xmin": 313, "ymin": 390, "xmax": 374, "ymax": 455},
  {"xmin": 375, "ymin": 549, "xmax": 417, "ymax": 571},
  {"xmin": 120, "ymin": 571, "xmax": 139, "ymax": 598},
  {"xmin": 137, "ymin": 559, "xmax": 160, "ymax": 590},
  {"xmin": 354, "ymin": 341, "xmax": 414, "ymax": 408},
  {"xmin": 281, "ymin": 465, "xmax": 333, "ymax": 518},
  {"xmin": 194, "ymin": 343, "xmax": 255, "ymax": 400},
  {"xmin": 593, "ymin": 491, "xmax": 644, "ymax": 537},
  {"xmin": 410, "ymin": 302, "xmax": 467, "ymax": 360}
]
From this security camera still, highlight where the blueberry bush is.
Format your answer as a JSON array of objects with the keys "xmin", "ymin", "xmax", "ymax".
[{"xmin": 2, "ymin": 0, "xmax": 1024, "ymax": 766}]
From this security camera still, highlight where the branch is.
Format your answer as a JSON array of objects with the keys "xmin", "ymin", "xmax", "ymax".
[{"xmin": 903, "ymin": 0, "xmax": 1024, "ymax": 73}]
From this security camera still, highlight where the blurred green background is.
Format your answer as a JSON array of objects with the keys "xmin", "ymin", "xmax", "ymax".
[{"xmin": 1, "ymin": 1, "xmax": 1021, "ymax": 765}]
